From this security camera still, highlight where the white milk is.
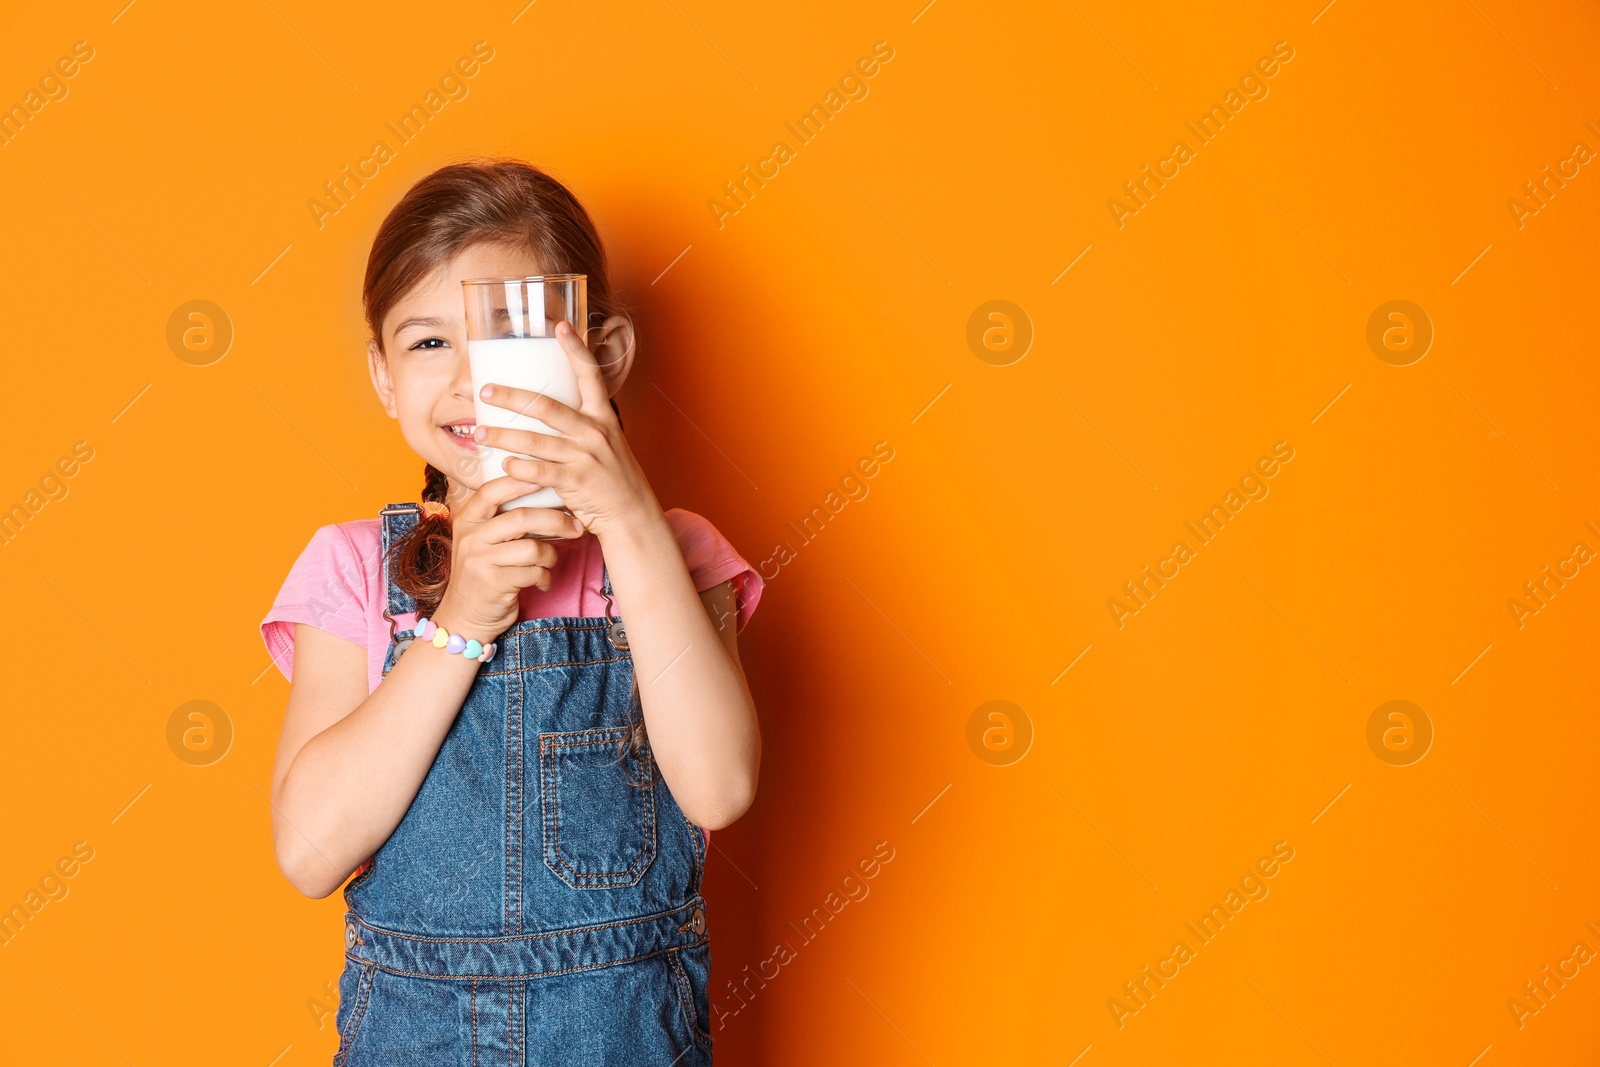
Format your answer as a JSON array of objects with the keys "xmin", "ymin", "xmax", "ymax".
[{"xmin": 468, "ymin": 336, "xmax": 580, "ymax": 511}]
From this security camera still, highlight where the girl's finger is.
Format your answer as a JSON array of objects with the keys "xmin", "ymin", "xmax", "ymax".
[
  {"xmin": 501, "ymin": 453, "xmax": 555, "ymax": 487},
  {"xmin": 555, "ymin": 320, "xmax": 612, "ymax": 421},
  {"xmin": 475, "ymin": 424, "xmax": 576, "ymax": 462},
  {"xmin": 458, "ymin": 476, "xmax": 544, "ymax": 523},
  {"xmin": 489, "ymin": 563, "xmax": 553, "ymax": 593},
  {"xmin": 480, "ymin": 505, "xmax": 582, "ymax": 545},
  {"xmin": 483, "ymin": 535, "xmax": 560, "ymax": 571},
  {"xmin": 479, "ymin": 384, "xmax": 581, "ymax": 436}
]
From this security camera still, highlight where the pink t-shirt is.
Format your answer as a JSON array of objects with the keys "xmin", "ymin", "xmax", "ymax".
[{"xmin": 260, "ymin": 507, "xmax": 761, "ymax": 857}]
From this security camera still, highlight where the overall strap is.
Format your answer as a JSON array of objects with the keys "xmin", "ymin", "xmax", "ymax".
[{"xmin": 379, "ymin": 503, "xmax": 423, "ymax": 627}]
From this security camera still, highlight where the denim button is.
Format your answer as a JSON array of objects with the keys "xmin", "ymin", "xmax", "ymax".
[
  {"xmin": 345, "ymin": 921, "xmax": 357, "ymax": 950},
  {"xmin": 690, "ymin": 906, "xmax": 706, "ymax": 935}
]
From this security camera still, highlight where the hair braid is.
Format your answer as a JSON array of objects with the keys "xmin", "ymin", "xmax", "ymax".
[
  {"xmin": 387, "ymin": 464, "xmax": 455, "ymax": 621},
  {"xmin": 617, "ymin": 675, "xmax": 658, "ymax": 788},
  {"xmin": 422, "ymin": 462, "xmax": 449, "ymax": 505}
]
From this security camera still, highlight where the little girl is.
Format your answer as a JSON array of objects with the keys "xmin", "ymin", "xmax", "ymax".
[{"xmin": 259, "ymin": 159, "xmax": 762, "ymax": 1065}]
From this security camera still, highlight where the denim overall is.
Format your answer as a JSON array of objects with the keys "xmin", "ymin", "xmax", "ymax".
[{"xmin": 332, "ymin": 502, "xmax": 714, "ymax": 1065}]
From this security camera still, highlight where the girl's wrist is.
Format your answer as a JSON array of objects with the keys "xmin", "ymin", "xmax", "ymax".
[
  {"xmin": 411, "ymin": 609, "xmax": 503, "ymax": 664},
  {"xmin": 430, "ymin": 591, "xmax": 508, "ymax": 645},
  {"xmin": 590, "ymin": 494, "xmax": 669, "ymax": 548}
]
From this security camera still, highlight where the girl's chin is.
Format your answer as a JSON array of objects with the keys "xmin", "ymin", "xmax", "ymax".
[
  {"xmin": 441, "ymin": 427, "xmax": 480, "ymax": 454},
  {"xmin": 420, "ymin": 452, "xmax": 483, "ymax": 487}
]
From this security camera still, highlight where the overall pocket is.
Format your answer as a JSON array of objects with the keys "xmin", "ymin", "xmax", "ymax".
[
  {"xmin": 539, "ymin": 726, "xmax": 658, "ymax": 889},
  {"xmin": 332, "ymin": 959, "xmax": 377, "ymax": 1067}
]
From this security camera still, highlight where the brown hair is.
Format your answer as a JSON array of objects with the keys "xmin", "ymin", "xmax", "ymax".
[{"xmin": 366, "ymin": 158, "xmax": 652, "ymax": 773}]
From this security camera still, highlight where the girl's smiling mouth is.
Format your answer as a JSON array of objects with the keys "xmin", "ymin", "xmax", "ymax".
[{"xmin": 443, "ymin": 419, "xmax": 478, "ymax": 450}]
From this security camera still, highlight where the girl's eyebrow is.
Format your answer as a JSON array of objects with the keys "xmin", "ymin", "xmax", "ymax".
[{"xmin": 394, "ymin": 315, "xmax": 447, "ymax": 334}]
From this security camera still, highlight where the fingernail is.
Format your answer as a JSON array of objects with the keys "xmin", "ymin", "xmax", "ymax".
[
  {"xmin": 481, "ymin": 385, "xmax": 494, "ymax": 398},
  {"xmin": 473, "ymin": 426, "xmax": 485, "ymax": 442}
]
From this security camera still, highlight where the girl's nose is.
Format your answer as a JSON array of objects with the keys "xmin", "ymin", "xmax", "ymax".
[{"xmin": 451, "ymin": 345, "xmax": 475, "ymax": 398}]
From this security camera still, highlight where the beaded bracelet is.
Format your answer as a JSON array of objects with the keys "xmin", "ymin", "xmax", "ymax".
[{"xmin": 411, "ymin": 617, "xmax": 498, "ymax": 665}]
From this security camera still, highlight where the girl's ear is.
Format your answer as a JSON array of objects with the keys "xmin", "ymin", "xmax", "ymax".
[
  {"xmin": 367, "ymin": 339, "xmax": 398, "ymax": 418},
  {"xmin": 589, "ymin": 315, "xmax": 636, "ymax": 399}
]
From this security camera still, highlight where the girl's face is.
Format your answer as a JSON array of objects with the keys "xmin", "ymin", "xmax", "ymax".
[{"xmin": 366, "ymin": 241, "xmax": 632, "ymax": 502}]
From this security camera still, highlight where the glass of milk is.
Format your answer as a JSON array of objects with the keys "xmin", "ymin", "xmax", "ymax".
[{"xmin": 461, "ymin": 274, "xmax": 586, "ymax": 531}]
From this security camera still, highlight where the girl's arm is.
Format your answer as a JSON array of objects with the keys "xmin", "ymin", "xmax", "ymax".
[
  {"xmin": 268, "ymin": 478, "xmax": 575, "ymax": 900},
  {"xmin": 268, "ymin": 619, "xmax": 485, "ymax": 899},
  {"xmin": 600, "ymin": 505, "xmax": 760, "ymax": 831},
  {"xmin": 475, "ymin": 319, "xmax": 761, "ymax": 834}
]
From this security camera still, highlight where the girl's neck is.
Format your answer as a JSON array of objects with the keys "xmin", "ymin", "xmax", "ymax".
[{"xmin": 443, "ymin": 478, "xmax": 474, "ymax": 521}]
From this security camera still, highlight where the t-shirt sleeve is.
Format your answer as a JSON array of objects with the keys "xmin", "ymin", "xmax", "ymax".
[
  {"xmin": 259, "ymin": 523, "xmax": 373, "ymax": 683},
  {"xmin": 664, "ymin": 508, "xmax": 764, "ymax": 634}
]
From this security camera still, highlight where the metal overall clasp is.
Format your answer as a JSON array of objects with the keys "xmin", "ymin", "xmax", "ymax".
[{"xmin": 599, "ymin": 576, "xmax": 628, "ymax": 650}]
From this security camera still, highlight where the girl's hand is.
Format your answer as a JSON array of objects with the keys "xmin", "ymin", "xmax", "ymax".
[
  {"xmin": 432, "ymin": 475, "xmax": 583, "ymax": 640},
  {"xmin": 473, "ymin": 320, "xmax": 659, "ymax": 541}
]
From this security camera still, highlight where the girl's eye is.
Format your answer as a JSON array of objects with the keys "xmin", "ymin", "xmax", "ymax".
[{"xmin": 410, "ymin": 337, "xmax": 449, "ymax": 351}]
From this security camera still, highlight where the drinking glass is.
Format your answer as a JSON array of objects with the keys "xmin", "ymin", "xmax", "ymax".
[{"xmin": 462, "ymin": 275, "xmax": 585, "ymax": 534}]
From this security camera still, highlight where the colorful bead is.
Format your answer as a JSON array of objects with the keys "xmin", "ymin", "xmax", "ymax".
[{"xmin": 406, "ymin": 620, "xmax": 495, "ymax": 666}]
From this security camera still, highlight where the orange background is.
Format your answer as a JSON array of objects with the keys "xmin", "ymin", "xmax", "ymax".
[{"xmin": 2, "ymin": 0, "xmax": 1598, "ymax": 1063}]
